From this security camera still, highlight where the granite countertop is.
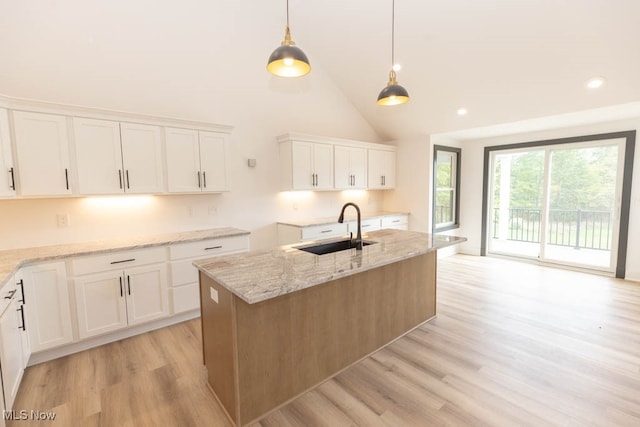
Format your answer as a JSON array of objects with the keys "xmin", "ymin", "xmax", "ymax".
[
  {"xmin": 194, "ymin": 229, "xmax": 466, "ymax": 305},
  {"xmin": 0, "ymin": 227, "xmax": 250, "ymax": 288},
  {"xmin": 277, "ymin": 211, "xmax": 409, "ymax": 227}
]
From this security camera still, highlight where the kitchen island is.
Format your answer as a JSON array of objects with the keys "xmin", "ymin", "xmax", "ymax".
[{"xmin": 194, "ymin": 229, "xmax": 465, "ymax": 426}]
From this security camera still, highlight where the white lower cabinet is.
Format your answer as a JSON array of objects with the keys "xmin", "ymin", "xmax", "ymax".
[
  {"xmin": 20, "ymin": 262, "xmax": 74, "ymax": 353},
  {"xmin": 72, "ymin": 250, "xmax": 169, "ymax": 340},
  {"xmin": 168, "ymin": 235, "xmax": 249, "ymax": 314},
  {"xmin": 0, "ymin": 280, "xmax": 24, "ymax": 411}
]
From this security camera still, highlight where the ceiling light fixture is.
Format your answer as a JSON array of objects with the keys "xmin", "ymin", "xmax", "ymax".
[
  {"xmin": 267, "ymin": 0, "xmax": 311, "ymax": 78},
  {"xmin": 586, "ymin": 76, "xmax": 605, "ymax": 89},
  {"xmin": 457, "ymin": 108, "xmax": 468, "ymax": 116},
  {"xmin": 377, "ymin": 0, "xmax": 410, "ymax": 106}
]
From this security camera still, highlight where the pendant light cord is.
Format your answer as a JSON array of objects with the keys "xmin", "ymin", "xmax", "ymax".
[
  {"xmin": 391, "ymin": 0, "xmax": 395, "ymax": 68},
  {"xmin": 286, "ymin": 0, "xmax": 290, "ymax": 27}
]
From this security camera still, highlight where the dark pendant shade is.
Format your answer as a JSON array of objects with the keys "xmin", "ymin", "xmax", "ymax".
[
  {"xmin": 377, "ymin": 70, "xmax": 410, "ymax": 106},
  {"xmin": 267, "ymin": 44, "xmax": 311, "ymax": 77}
]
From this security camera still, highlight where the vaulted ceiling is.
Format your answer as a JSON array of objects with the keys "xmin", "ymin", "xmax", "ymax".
[{"xmin": 1, "ymin": 0, "xmax": 639, "ymax": 140}]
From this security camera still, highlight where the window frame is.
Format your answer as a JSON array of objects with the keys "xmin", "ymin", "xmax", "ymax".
[{"xmin": 433, "ymin": 145, "xmax": 461, "ymax": 232}]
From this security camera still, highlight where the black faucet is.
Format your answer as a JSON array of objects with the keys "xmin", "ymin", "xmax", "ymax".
[{"xmin": 338, "ymin": 202, "xmax": 363, "ymax": 250}]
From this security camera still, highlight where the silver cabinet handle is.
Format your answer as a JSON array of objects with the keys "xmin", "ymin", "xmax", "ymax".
[
  {"xmin": 203, "ymin": 171, "xmax": 207, "ymax": 188},
  {"xmin": 126, "ymin": 170, "xmax": 130, "ymax": 189},
  {"xmin": 320, "ymin": 229, "xmax": 333, "ymax": 234},
  {"xmin": 197, "ymin": 171, "xmax": 201, "ymax": 188},
  {"xmin": 205, "ymin": 246, "xmax": 223, "ymax": 250},
  {"xmin": 118, "ymin": 170, "xmax": 123, "ymax": 189},
  {"xmin": 4, "ymin": 289, "xmax": 16, "ymax": 299}
]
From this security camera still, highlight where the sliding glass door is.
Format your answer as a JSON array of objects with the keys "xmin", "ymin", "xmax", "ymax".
[{"xmin": 488, "ymin": 138, "xmax": 625, "ymax": 273}]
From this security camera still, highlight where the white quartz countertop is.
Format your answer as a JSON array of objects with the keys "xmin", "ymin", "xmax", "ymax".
[
  {"xmin": 194, "ymin": 229, "xmax": 466, "ymax": 305},
  {"xmin": 277, "ymin": 211, "xmax": 409, "ymax": 227},
  {"xmin": 0, "ymin": 227, "xmax": 250, "ymax": 288}
]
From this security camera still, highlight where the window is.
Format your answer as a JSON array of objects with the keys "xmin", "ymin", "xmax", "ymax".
[{"xmin": 433, "ymin": 145, "xmax": 461, "ymax": 232}]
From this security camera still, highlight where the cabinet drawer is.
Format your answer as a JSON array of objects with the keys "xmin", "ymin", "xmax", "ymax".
[
  {"xmin": 381, "ymin": 215, "xmax": 408, "ymax": 228},
  {"xmin": 171, "ymin": 284, "xmax": 200, "ymax": 314},
  {"xmin": 346, "ymin": 218, "xmax": 381, "ymax": 234},
  {"xmin": 169, "ymin": 258, "xmax": 200, "ymax": 286},
  {"xmin": 70, "ymin": 247, "xmax": 167, "ymax": 276},
  {"xmin": 169, "ymin": 235, "xmax": 248, "ymax": 260},
  {"xmin": 301, "ymin": 223, "xmax": 348, "ymax": 241}
]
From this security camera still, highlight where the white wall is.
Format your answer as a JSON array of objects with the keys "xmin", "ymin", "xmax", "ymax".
[{"xmin": 456, "ymin": 118, "xmax": 640, "ymax": 281}]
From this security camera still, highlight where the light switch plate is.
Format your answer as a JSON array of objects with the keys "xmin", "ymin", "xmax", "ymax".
[{"xmin": 210, "ymin": 287, "xmax": 219, "ymax": 303}]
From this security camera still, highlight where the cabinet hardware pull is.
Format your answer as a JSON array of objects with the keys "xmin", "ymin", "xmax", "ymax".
[
  {"xmin": 119, "ymin": 277, "xmax": 123, "ymax": 297},
  {"xmin": 17, "ymin": 305, "xmax": 26, "ymax": 331},
  {"xmin": 320, "ymin": 229, "xmax": 333, "ymax": 234},
  {"xmin": 17, "ymin": 279, "xmax": 25, "ymax": 304},
  {"xmin": 9, "ymin": 167, "xmax": 15, "ymax": 190},
  {"xmin": 110, "ymin": 258, "xmax": 136, "ymax": 265},
  {"xmin": 203, "ymin": 171, "xmax": 207, "ymax": 188},
  {"xmin": 118, "ymin": 170, "xmax": 123, "ymax": 189},
  {"xmin": 4, "ymin": 289, "xmax": 16, "ymax": 299},
  {"xmin": 383, "ymin": 176, "xmax": 386, "ymax": 186},
  {"xmin": 197, "ymin": 171, "xmax": 201, "ymax": 188},
  {"xmin": 362, "ymin": 224, "xmax": 370, "ymax": 228},
  {"xmin": 392, "ymin": 219, "xmax": 400, "ymax": 223},
  {"xmin": 127, "ymin": 275, "xmax": 131, "ymax": 295},
  {"xmin": 126, "ymin": 170, "xmax": 130, "ymax": 189},
  {"xmin": 65, "ymin": 168, "xmax": 69, "ymax": 190},
  {"xmin": 205, "ymin": 246, "xmax": 223, "ymax": 250}
]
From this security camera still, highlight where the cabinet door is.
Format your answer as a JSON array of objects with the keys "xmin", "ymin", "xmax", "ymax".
[
  {"xmin": 381, "ymin": 150, "xmax": 396, "ymax": 188},
  {"xmin": 349, "ymin": 147, "xmax": 367, "ymax": 189},
  {"xmin": 73, "ymin": 118, "xmax": 124, "ymax": 195},
  {"xmin": 120, "ymin": 123, "xmax": 164, "ymax": 194},
  {"xmin": 313, "ymin": 143, "xmax": 333, "ymax": 190},
  {"xmin": 125, "ymin": 263, "xmax": 168, "ymax": 325},
  {"xmin": 0, "ymin": 109, "xmax": 16, "ymax": 197},
  {"xmin": 334, "ymin": 146, "xmax": 351, "ymax": 189},
  {"xmin": 165, "ymin": 127, "xmax": 201, "ymax": 193},
  {"xmin": 199, "ymin": 131, "xmax": 229, "ymax": 192},
  {"xmin": 291, "ymin": 141, "xmax": 314, "ymax": 190},
  {"xmin": 12, "ymin": 111, "xmax": 72, "ymax": 196},
  {"xmin": 14, "ymin": 272, "xmax": 30, "ymax": 367},
  {"xmin": 334, "ymin": 146, "xmax": 366, "ymax": 189},
  {"xmin": 21, "ymin": 262, "xmax": 73, "ymax": 353},
  {"xmin": 0, "ymin": 297, "xmax": 23, "ymax": 410},
  {"xmin": 74, "ymin": 271, "xmax": 128, "ymax": 339},
  {"xmin": 368, "ymin": 149, "xmax": 396, "ymax": 189}
]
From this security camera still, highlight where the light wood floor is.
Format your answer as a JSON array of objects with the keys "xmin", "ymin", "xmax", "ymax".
[{"xmin": 11, "ymin": 255, "xmax": 640, "ymax": 426}]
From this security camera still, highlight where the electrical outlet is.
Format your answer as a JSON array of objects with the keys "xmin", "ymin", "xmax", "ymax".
[{"xmin": 56, "ymin": 213, "xmax": 70, "ymax": 228}]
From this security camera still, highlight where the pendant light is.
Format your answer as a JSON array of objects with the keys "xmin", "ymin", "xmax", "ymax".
[
  {"xmin": 267, "ymin": 0, "xmax": 311, "ymax": 77},
  {"xmin": 377, "ymin": 0, "xmax": 410, "ymax": 106}
]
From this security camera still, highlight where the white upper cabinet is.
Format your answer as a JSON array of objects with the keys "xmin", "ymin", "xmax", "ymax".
[
  {"xmin": 368, "ymin": 149, "xmax": 396, "ymax": 189},
  {"xmin": 198, "ymin": 131, "xmax": 229, "ymax": 192},
  {"xmin": 279, "ymin": 133, "xmax": 395, "ymax": 191},
  {"xmin": 334, "ymin": 145, "xmax": 367, "ymax": 189},
  {"xmin": 120, "ymin": 123, "xmax": 164, "ymax": 194},
  {"xmin": 74, "ymin": 119, "xmax": 163, "ymax": 194},
  {"xmin": 12, "ymin": 111, "xmax": 72, "ymax": 196},
  {"xmin": 73, "ymin": 118, "xmax": 124, "ymax": 194},
  {"xmin": 0, "ymin": 109, "xmax": 15, "ymax": 197},
  {"xmin": 281, "ymin": 140, "xmax": 333, "ymax": 190},
  {"xmin": 165, "ymin": 128, "xmax": 229, "ymax": 193}
]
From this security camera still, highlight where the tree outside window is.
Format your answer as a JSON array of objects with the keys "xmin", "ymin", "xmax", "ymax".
[{"xmin": 433, "ymin": 146, "xmax": 461, "ymax": 232}]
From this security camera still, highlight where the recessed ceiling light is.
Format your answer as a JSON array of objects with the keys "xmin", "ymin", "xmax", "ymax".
[
  {"xmin": 457, "ymin": 108, "xmax": 468, "ymax": 116},
  {"xmin": 586, "ymin": 77, "xmax": 605, "ymax": 89},
  {"xmin": 392, "ymin": 63, "xmax": 402, "ymax": 72}
]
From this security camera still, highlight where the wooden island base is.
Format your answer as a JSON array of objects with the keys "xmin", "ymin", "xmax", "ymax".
[{"xmin": 199, "ymin": 251, "xmax": 436, "ymax": 426}]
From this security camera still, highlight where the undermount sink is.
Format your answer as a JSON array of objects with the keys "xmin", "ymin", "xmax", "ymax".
[{"xmin": 297, "ymin": 239, "xmax": 377, "ymax": 255}]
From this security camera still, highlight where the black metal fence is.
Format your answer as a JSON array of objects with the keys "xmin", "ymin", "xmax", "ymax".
[{"xmin": 492, "ymin": 207, "xmax": 612, "ymax": 250}]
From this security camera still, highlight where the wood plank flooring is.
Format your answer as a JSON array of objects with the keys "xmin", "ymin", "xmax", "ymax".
[{"xmin": 10, "ymin": 255, "xmax": 640, "ymax": 426}]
